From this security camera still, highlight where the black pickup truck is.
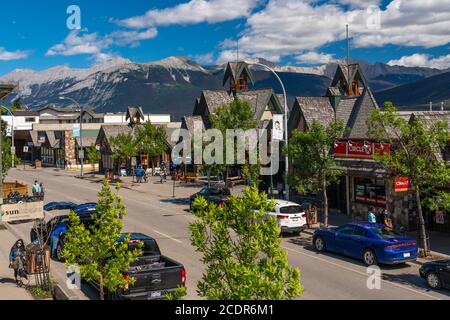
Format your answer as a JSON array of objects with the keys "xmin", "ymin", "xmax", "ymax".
[{"xmin": 90, "ymin": 233, "xmax": 186, "ymax": 300}]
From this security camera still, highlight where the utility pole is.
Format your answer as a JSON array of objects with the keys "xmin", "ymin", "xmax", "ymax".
[{"xmin": 430, "ymin": 101, "xmax": 433, "ymax": 111}]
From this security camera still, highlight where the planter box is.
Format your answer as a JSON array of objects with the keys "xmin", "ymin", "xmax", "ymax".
[{"xmin": 3, "ymin": 181, "xmax": 28, "ymax": 199}]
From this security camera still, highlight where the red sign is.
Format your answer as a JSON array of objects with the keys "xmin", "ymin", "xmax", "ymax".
[
  {"xmin": 394, "ymin": 177, "xmax": 409, "ymax": 192},
  {"xmin": 333, "ymin": 140, "xmax": 390, "ymax": 160}
]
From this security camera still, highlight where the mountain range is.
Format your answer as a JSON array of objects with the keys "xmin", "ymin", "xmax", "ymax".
[{"xmin": 0, "ymin": 56, "xmax": 448, "ymax": 120}]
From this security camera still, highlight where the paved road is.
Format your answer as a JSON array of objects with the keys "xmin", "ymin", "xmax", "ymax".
[{"xmin": 3, "ymin": 166, "xmax": 450, "ymax": 300}]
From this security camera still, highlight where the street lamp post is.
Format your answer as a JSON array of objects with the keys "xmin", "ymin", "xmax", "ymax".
[
  {"xmin": 59, "ymin": 97, "xmax": 84, "ymax": 177},
  {"xmin": 244, "ymin": 62, "xmax": 290, "ymax": 201}
]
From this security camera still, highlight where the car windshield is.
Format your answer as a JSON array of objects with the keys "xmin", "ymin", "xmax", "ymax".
[
  {"xmin": 280, "ymin": 205, "xmax": 303, "ymax": 214},
  {"xmin": 369, "ymin": 227, "xmax": 401, "ymax": 239}
]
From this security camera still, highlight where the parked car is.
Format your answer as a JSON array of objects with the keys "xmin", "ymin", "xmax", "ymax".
[
  {"xmin": 419, "ymin": 260, "xmax": 450, "ymax": 290},
  {"xmin": 189, "ymin": 187, "xmax": 231, "ymax": 210},
  {"xmin": 313, "ymin": 222, "xmax": 418, "ymax": 266},
  {"xmin": 30, "ymin": 203, "xmax": 97, "ymax": 261},
  {"xmin": 265, "ymin": 200, "xmax": 308, "ymax": 234},
  {"xmin": 89, "ymin": 233, "xmax": 186, "ymax": 300},
  {"xmin": 43, "ymin": 201, "xmax": 77, "ymax": 211}
]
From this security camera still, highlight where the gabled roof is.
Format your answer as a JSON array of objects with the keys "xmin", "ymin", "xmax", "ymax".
[
  {"xmin": 223, "ymin": 61, "xmax": 255, "ymax": 86},
  {"xmin": 236, "ymin": 88, "xmax": 284, "ymax": 121},
  {"xmin": 0, "ymin": 84, "xmax": 17, "ymax": 100},
  {"xmin": 290, "ymin": 97, "xmax": 335, "ymax": 131},
  {"xmin": 181, "ymin": 115, "xmax": 207, "ymax": 134},
  {"xmin": 96, "ymin": 125, "xmax": 132, "ymax": 152},
  {"xmin": 326, "ymin": 86, "xmax": 342, "ymax": 97},
  {"xmin": 344, "ymin": 88, "xmax": 379, "ymax": 138},
  {"xmin": 200, "ymin": 90, "xmax": 233, "ymax": 115},
  {"xmin": 331, "ymin": 63, "xmax": 367, "ymax": 88},
  {"xmin": 126, "ymin": 106, "xmax": 145, "ymax": 122}
]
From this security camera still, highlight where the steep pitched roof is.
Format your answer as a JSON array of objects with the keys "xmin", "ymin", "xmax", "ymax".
[
  {"xmin": 345, "ymin": 88, "xmax": 379, "ymax": 138},
  {"xmin": 331, "ymin": 63, "xmax": 368, "ymax": 88},
  {"xmin": 200, "ymin": 90, "xmax": 233, "ymax": 115},
  {"xmin": 182, "ymin": 115, "xmax": 207, "ymax": 134},
  {"xmin": 96, "ymin": 125, "xmax": 132, "ymax": 152},
  {"xmin": 126, "ymin": 106, "xmax": 145, "ymax": 122},
  {"xmin": 236, "ymin": 88, "xmax": 284, "ymax": 120},
  {"xmin": 222, "ymin": 61, "xmax": 255, "ymax": 86},
  {"xmin": 335, "ymin": 97, "xmax": 358, "ymax": 128},
  {"xmin": 292, "ymin": 97, "xmax": 335, "ymax": 130}
]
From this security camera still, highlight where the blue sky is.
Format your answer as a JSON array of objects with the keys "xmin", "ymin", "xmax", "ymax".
[{"xmin": 1, "ymin": 0, "xmax": 449, "ymax": 76}]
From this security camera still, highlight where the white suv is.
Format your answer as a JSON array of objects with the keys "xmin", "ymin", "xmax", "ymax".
[{"xmin": 265, "ymin": 200, "xmax": 308, "ymax": 234}]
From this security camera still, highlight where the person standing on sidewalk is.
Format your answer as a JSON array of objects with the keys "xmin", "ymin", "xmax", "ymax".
[
  {"xmin": 31, "ymin": 180, "xmax": 41, "ymax": 197},
  {"xmin": 9, "ymin": 239, "xmax": 27, "ymax": 285},
  {"xmin": 368, "ymin": 206, "xmax": 377, "ymax": 223}
]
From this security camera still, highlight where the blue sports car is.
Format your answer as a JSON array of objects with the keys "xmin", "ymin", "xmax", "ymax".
[{"xmin": 313, "ymin": 222, "xmax": 418, "ymax": 266}]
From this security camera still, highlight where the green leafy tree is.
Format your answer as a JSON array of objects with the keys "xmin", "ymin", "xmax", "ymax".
[
  {"xmin": 62, "ymin": 181, "xmax": 143, "ymax": 300},
  {"xmin": 135, "ymin": 122, "xmax": 168, "ymax": 158},
  {"xmin": 109, "ymin": 132, "xmax": 137, "ymax": 174},
  {"xmin": 1, "ymin": 119, "xmax": 14, "ymax": 177},
  {"xmin": 190, "ymin": 187, "xmax": 303, "ymax": 299},
  {"xmin": 86, "ymin": 145, "xmax": 101, "ymax": 164},
  {"xmin": 367, "ymin": 103, "xmax": 450, "ymax": 254},
  {"xmin": 209, "ymin": 99, "xmax": 257, "ymax": 181},
  {"xmin": 286, "ymin": 120, "xmax": 345, "ymax": 227}
]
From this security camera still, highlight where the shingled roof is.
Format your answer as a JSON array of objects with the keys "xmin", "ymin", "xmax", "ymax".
[
  {"xmin": 197, "ymin": 90, "xmax": 233, "ymax": 116},
  {"xmin": 222, "ymin": 61, "xmax": 255, "ymax": 87},
  {"xmin": 331, "ymin": 63, "xmax": 368, "ymax": 88},
  {"xmin": 289, "ymin": 97, "xmax": 335, "ymax": 132},
  {"xmin": 126, "ymin": 106, "xmax": 145, "ymax": 122},
  {"xmin": 344, "ymin": 88, "xmax": 379, "ymax": 138},
  {"xmin": 96, "ymin": 125, "xmax": 132, "ymax": 152},
  {"xmin": 182, "ymin": 115, "xmax": 207, "ymax": 134},
  {"xmin": 409, "ymin": 111, "xmax": 450, "ymax": 128}
]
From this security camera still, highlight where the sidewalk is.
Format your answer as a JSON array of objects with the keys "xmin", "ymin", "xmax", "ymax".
[
  {"xmin": 0, "ymin": 227, "xmax": 33, "ymax": 300},
  {"xmin": 302, "ymin": 213, "xmax": 450, "ymax": 263}
]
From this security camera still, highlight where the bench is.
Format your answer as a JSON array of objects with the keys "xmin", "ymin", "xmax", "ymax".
[
  {"xmin": 184, "ymin": 172, "xmax": 200, "ymax": 183},
  {"xmin": 225, "ymin": 176, "xmax": 246, "ymax": 188}
]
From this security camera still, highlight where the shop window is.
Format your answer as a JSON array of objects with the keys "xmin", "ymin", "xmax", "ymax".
[
  {"xmin": 25, "ymin": 117, "xmax": 36, "ymax": 123},
  {"xmin": 354, "ymin": 177, "xmax": 386, "ymax": 206}
]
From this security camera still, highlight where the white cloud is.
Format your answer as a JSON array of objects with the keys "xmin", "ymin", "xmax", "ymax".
[
  {"xmin": 296, "ymin": 52, "xmax": 335, "ymax": 65},
  {"xmin": 0, "ymin": 47, "xmax": 29, "ymax": 61},
  {"xmin": 388, "ymin": 53, "xmax": 450, "ymax": 70},
  {"xmin": 46, "ymin": 28, "xmax": 158, "ymax": 61},
  {"xmin": 190, "ymin": 52, "xmax": 215, "ymax": 65},
  {"xmin": 119, "ymin": 0, "xmax": 259, "ymax": 28},
  {"xmin": 46, "ymin": 30, "xmax": 109, "ymax": 57},
  {"xmin": 216, "ymin": 0, "xmax": 450, "ymax": 64}
]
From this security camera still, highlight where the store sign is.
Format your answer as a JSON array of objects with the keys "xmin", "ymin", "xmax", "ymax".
[
  {"xmin": 73, "ymin": 124, "xmax": 80, "ymax": 138},
  {"xmin": 23, "ymin": 146, "xmax": 29, "ymax": 153},
  {"xmin": 394, "ymin": 177, "xmax": 410, "ymax": 192},
  {"xmin": 333, "ymin": 140, "xmax": 390, "ymax": 160},
  {"xmin": 272, "ymin": 115, "xmax": 284, "ymax": 141},
  {"xmin": 436, "ymin": 211, "xmax": 445, "ymax": 225},
  {"xmin": 1, "ymin": 201, "xmax": 44, "ymax": 223}
]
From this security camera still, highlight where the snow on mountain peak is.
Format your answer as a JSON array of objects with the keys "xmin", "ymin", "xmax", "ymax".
[{"xmin": 147, "ymin": 56, "xmax": 207, "ymax": 73}]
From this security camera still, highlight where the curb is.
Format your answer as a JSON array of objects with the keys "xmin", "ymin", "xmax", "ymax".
[{"xmin": 52, "ymin": 284, "xmax": 70, "ymax": 300}]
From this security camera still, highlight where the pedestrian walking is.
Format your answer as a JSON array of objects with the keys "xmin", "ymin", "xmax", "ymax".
[
  {"xmin": 9, "ymin": 239, "xmax": 27, "ymax": 286},
  {"xmin": 277, "ymin": 181, "xmax": 284, "ymax": 200},
  {"xmin": 367, "ymin": 206, "xmax": 377, "ymax": 223},
  {"xmin": 383, "ymin": 208, "xmax": 394, "ymax": 230},
  {"xmin": 32, "ymin": 180, "xmax": 41, "ymax": 197},
  {"xmin": 135, "ymin": 166, "xmax": 144, "ymax": 183}
]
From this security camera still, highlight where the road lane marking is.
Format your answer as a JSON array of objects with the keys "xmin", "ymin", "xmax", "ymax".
[
  {"xmin": 153, "ymin": 229, "xmax": 183, "ymax": 244},
  {"xmin": 280, "ymin": 245, "xmax": 441, "ymax": 300}
]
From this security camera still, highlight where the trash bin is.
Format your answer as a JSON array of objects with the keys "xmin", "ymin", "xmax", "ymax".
[{"xmin": 35, "ymin": 160, "xmax": 42, "ymax": 169}]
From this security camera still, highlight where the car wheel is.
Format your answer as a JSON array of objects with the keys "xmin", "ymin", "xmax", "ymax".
[
  {"xmin": 56, "ymin": 242, "xmax": 65, "ymax": 262},
  {"xmin": 363, "ymin": 249, "xmax": 377, "ymax": 266},
  {"xmin": 314, "ymin": 236, "xmax": 326, "ymax": 252},
  {"xmin": 426, "ymin": 272, "xmax": 442, "ymax": 289}
]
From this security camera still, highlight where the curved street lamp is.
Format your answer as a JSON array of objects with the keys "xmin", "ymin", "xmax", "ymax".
[
  {"xmin": 243, "ymin": 62, "xmax": 290, "ymax": 201},
  {"xmin": 59, "ymin": 96, "xmax": 84, "ymax": 177}
]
